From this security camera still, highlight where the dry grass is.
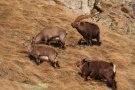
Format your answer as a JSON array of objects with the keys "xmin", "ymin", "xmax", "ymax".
[{"xmin": 0, "ymin": 0, "xmax": 135, "ymax": 90}]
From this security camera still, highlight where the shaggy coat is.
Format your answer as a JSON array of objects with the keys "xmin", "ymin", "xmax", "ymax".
[
  {"xmin": 23, "ymin": 40, "xmax": 60, "ymax": 68},
  {"xmin": 32, "ymin": 27, "xmax": 67, "ymax": 49},
  {"xmin": 71, "ymin": 15, "xmax": 100, "ymax": 46},
  {"xmin": 76, "ymin": 59, "xmax": 117, "ymax": 90}
]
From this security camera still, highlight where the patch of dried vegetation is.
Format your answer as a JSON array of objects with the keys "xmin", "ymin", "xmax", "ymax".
[{"xmin": 0, "ymin": 0, "xmax": 135, "ymax": 90}]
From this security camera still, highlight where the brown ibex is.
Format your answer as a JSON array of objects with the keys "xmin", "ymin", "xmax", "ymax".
[
  {"xmin": 92, "ymin": 0, "xmax": 116, "ymax": 14},
  {"xmin": 93, "ymin": 0, "xmax": 115, "ymax": 8},
  {"xmin": 23, "ymin": 39, "xmax": 60, "ymax": 68},
  {"xmin": 94, "ymin": 0, "xmax": 102, "ymax": 7},
  {"xmin": 71, "ymin": 15, "xmax": 100, "ymax": 46},
  {"xmin": 76, "ymin": 58, "xmax": 117, "ymax": 90},
  {"xmin": 32, "ymin": 27, "xmax": 67, "ymax": 49}
]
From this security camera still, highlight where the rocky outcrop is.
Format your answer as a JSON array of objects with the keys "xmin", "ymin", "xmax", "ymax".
[
  {"xmin": 94, "ymin": 1, "xmax": 135, "ymax": 34},
  {"xmin": 46, "ymin": 0, "xmax": 135, "ymax": 34}
]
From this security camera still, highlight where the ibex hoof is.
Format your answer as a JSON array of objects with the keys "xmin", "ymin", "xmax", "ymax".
[
  {"xmin": 36, "ymin": 63, "xmax": 40, "ymax": 65},
  {"xmin": 57, "ymin": 66, "xmax": 60, "ymax": 69}
]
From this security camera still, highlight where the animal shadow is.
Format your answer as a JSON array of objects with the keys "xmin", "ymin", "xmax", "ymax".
[
  {"xmin": 78, "ymin": 38, "xmax": 102, "ymax": 46},
  {"xmin": 40, "ymin": 41, "xmax": 61, "ymax": 48},
  {"xmin": 78, "ymin": 72, "xmax": 84, "ymax": 77},
  {"xmin": 50, "ymin": 42, "xmax": 61, "ymax": 48},
  {"xmin": 27, "ymin": 55, "xmax": 55, "ymax": 67},
  {"xmin": 27, "ymin": 55, "xmax": 45, "ymax": 64},
  {"xmin": 78, "ymin": 72, "xmax": 106, "ymax": 83}
]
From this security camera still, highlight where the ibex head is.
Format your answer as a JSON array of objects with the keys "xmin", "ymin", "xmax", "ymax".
[
  {"xmin": 71, "ymin": 15, "xmax": 84, "ymax": 28},
  {"xmin": 71, "ymin": 14, "xmax": 94, "ymax": 28},
  {"xmin": 23, "ymin": 38, "xmax": 33, "ymax": 47},
  {"xmin": 31, "ymin": 37, "xmax": 37, "ymax": 44},
  {"xmin": 76, "ymin": 58, "xmax": 90, "ymax": 68}
]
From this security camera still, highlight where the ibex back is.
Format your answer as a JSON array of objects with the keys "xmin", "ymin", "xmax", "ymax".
[{"xmin": 32, "ymin": 27, "xmax": 67, "ymax": 49}]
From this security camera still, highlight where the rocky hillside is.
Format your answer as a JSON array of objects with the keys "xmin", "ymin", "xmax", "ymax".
[
  {"xmin": 46, "ymin": 0, "xmax": 135, "ymax": 14},
  {"xmin": 47, "ymin": 0, "xmax": 135, "ymax": 38},
  {"xmin": 0, "ymin": 0, "xmax": 135, "ymax": 90}
]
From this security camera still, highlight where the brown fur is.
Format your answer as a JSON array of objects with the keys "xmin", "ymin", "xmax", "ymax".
[
  {"xmin": 93, "ymin": 0, "xmax": 115, "ymax": 8},
  {"xmin": 32, "ymin": 27, "xmax": 67, "ymax": 49},
  {"xmin": 71, "ymin": 16, "xmax": 100, "ymax": 46},
  {"xmin": 23, "ymin": 40, "xmax": 60, "ymax": 68},
  {"xmin": 93, "ymin": 0, "xmax": 103, "ymax": 13},
  {"xmin": 76, "ymin": 58, "xmax": 117, "ymax": 90},
  {"xmin": 94, "ymin": 0, "xmax": 102, "ymax": 7}
]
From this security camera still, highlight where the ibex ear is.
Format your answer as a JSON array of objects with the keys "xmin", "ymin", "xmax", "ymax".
[
  {"xmin": 28, "ymin": 37, "xmax": 33, "ymax": 43},
  {"xmin": 82, "ymin": 57, "xmax": 89, "ymax": 62},
  {"xmin": 30, "ymin": 37, "xmax": 34, "ymax": 43},
  {"xmin": 82, "ymin": 58, "xmax": 87, "ymax": 62},
  {"xmin": 77, "ymin": 22, "xmax": 80, "ymax": 26},
  {"xmin": 32, "ymin": 37, "xmax": 34, "ymax": 40},
  {"xmin": 80, "ymin": 22, "xmax": 84, "ymax": 26}
]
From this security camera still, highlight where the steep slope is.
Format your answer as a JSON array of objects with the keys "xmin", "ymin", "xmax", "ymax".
[{"xmin": 0, "ymin": 0, "xmax": 135, "ymax": 90}]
